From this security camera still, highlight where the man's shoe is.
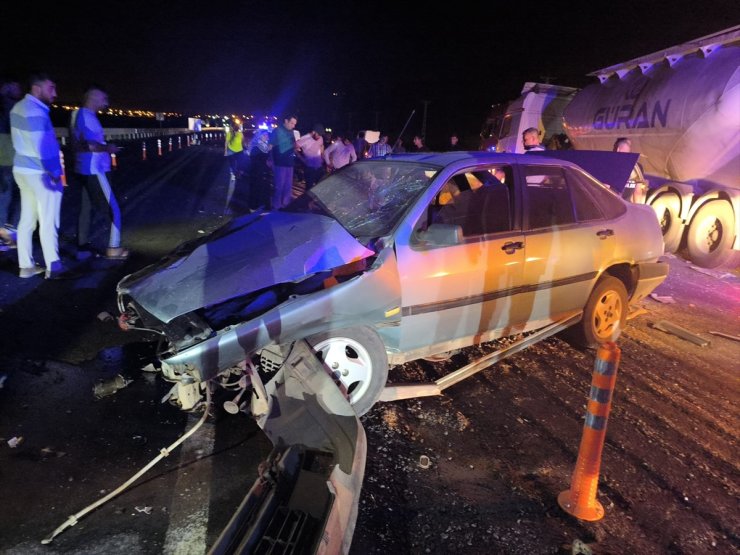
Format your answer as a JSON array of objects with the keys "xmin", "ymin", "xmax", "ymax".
[
  {"xmin": 105, "ymin": 247, "xmax": 130, "ymax": 260},
  {"xmin": 45, "ymin": 266, "xmax": 83, "ymax": 280},
  {"xmin": 19, "ymin": 265, "xmax": 45, "ymax": 278}
]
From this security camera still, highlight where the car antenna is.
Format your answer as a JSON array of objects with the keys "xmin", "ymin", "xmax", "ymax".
[{"xmin": 390, "ymin": 109, "xmax": 415, "ymax": 153}]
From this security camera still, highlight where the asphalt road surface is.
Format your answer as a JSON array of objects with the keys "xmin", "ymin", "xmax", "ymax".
[{"xmin": 0, "ymin": 142, "xmax": 737, "ymax": 554}]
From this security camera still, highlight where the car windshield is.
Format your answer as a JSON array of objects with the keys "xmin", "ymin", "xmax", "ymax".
[{"xmin": 286, "ymin": 160, "xmax": 439, "ymax": 238}]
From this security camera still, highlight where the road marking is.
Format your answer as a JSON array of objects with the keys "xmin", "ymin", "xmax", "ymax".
[{"xmin": 163, "ymin": 415, "xmax": 215, "ymax": 555}]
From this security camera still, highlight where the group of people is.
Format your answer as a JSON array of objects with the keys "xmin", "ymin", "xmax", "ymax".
[
  {"xmin": 1, "ymin": 73, "xmax": 127, "ymax": 280},
  {"xmin": 224, "ymin": 117, "xmax": 434, "ymax": 212}
]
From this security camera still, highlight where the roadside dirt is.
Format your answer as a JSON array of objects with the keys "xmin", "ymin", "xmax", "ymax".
[{"xmin": 351, "ymin": 254, "xmax": 739, "ymax": 554}]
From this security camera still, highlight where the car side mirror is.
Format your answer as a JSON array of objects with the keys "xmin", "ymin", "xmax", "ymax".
[{"xmin": 417, "ymin": 223, "xmax": 463, "ymax": 247}]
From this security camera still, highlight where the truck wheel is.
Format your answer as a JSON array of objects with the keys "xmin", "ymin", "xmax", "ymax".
[
  {"xmin": 307, "ymin": 326, "xmax": 389, "ymax": 416},
  {"xmin": 650, "ymin": 193, "xmax": 683, "ymax": 253},
  {"xmin": 569, "ymin": 276, "xmax": 628, "ymax": 349},
  {"xmin": 686, "ymin": 200, "xmax": 738, "ymax": 269}
]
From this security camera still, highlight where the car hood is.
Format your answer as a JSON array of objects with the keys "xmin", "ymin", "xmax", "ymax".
[{"xmin": 118, "ymin": 211, "xmax": 375, "ymax": 323}]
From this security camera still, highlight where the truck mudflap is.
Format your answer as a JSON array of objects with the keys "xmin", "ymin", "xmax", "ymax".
[
  {"xmin": 630, "ymin": 261, "xmax": 670, "ymax": 304},
  {"xmin": 209, "ymin": 340, "xmax": 366, "ymax": 555}
]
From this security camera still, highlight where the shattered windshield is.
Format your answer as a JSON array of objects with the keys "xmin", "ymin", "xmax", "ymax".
[{"xmin": 286, "ymin": 161, "xmax": 439, "ymax": 238}]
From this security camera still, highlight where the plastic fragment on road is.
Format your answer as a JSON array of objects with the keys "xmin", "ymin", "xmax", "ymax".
[
  {"xmin": 135, "ymin": 506, "xmax": 153, "ymax": 515},
  {"xmin": 141, "ymin": 363, "xmax": 158, "ymax": 373},
  {"xmin": 649, "ymin": 293, "xmax": 676, "ymax": 304},
  {"xmin": 652, "ymin": 320, "xmax": 709, "ymax": 347},
  {"xmin": 418, "ymin": 455, "xmax": 431, "ymax": 469},
  {"xmin": 571, "ymin": 539, "xmax": 593, "ymax": 555},
  {"xmin": 709, "ymin": 331, "xmax": 740, "ymax": 342},
  {"xmin": 93, "ymin": 374, "xmax": 133, "ymax": 399},
  {"xmin": 97, "ymin": 311, "xmax": 114, "ymax": 322},
  {"xmin": 7, "ymin": 436, "xmax": 23, "ymax": 448},
  {"xmin": 689, "ymin": 265, "xmax": 734, "ymax": 280},
  {"xmin": 626, "ymin": 306, "xmax": 648, "ymax": 320}
]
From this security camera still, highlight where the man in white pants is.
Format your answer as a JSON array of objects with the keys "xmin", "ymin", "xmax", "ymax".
[
  {"xmin": 10, "ymin": 73, "xmax": 76, "ymax": 279},
  {"xmin": 71, "ymin": 85, "xmax": 127, "ymax": 260}
]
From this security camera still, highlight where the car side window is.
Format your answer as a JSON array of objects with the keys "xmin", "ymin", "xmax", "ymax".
[
  {"xmin": 412, "ymin": 166, "xmax": 515, "ymax": 247},
  {"xmin": 523, "ymin": 165, "xmax": 575, "ymax": 229}
]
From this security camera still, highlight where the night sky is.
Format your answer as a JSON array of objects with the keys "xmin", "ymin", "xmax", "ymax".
[{"xmin": 2, "ymin": 0, "xmax": 738, "ymax": 147}]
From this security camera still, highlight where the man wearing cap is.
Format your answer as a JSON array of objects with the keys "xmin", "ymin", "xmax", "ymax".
[{"xmin": 296, "ymin": 124, "xmax": 325, "ymax": 190}]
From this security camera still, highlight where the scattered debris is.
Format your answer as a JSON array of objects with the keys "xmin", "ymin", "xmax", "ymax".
[
  {"xmin": 652, "ymin": 320, "xmax": 710, "ymax": 347},
  {"xmin": 571, "ymin": 538, "xmax": 593, "ymax": 555},
  {"xmin": 134, "ymin": 506, "xmax": 153, "ymax": 515},
  {"xmin": 689, "ymin": 265, "xmax": 734, "ymax": 280},
  {"xmin": 418, "ymin": 455, "xmax": 431, "ymax": 469},
  {"xmin": 93, "ymin": 374, "xmax": 133, "ymax": 399},
  {"xmin": 7, "ymin": 436, "xmax": 23, "ymax": 448},
  {"xmin": 708, "ymin": 331, "xmax": 740, "ymax": 342},
  {"xmin": 40, "ymin": 447, "xmax": 66, "ymax": 458},
  {"xmin": 97, "ymin": 311, "xmax": 114, "ymax": 322},
  {"xmin": 627, "ymin": 306, "xmax": 648, "ymax": 320},
  {"xmin": 197, "ymin": 229, "xmax": 206, "ymax": 234},
  {"xmin": 141, "ymin": 363, "xmax": 158, "ymax": 373},
  {"xmin": 650, "ymin": 293, "xmax": 676, "ymax": 304}
]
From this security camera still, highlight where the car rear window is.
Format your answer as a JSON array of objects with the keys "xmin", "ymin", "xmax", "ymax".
[{"xmin": 566, "ymin": 168, "xmax": 627, "ymax": 220}]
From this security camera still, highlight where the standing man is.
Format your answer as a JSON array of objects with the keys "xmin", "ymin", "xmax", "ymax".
[
  {"xmin": 296, "ymin": 123, "xmax": 325, "ymax": 190},
  {"xmin": 71, "ymin": 84, "xmax": 128, "ymax": 260},
  {"xmin": 367, "ymin": 134, "xmax": 392, "ymax": 158},
  {"xmin": 269, "ymin": 113, "xmax": 298, "ymax": 209},
  {"xmin": 323, "ymin": 133, "xmax": 357, "ymax": 173},
  {"xmin": 447, "ymin": 132, "xmax": 462, "ymax": 151},
  {"xmin": 522, "ymin": 127, "xmax": 545, "ymax": 152},
  {"xmin": 11, "ymin": 73, "xmax": 74, "ymax": 279},
  {"xmin": 0, "ymin": 78, "xmax": 22, "ymax": 249},
  {"xmin": 412, "ymin": 135, "xmax": 429, "ymax": 152}
]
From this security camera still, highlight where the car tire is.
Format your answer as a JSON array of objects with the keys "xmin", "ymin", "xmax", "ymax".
[
  {"xmin": 306, "ymin": 326, "xmax": 389, "ymax": 416},
  {"xmin": 650, "ymin": 193, "xmax": 683, "ymax": 253},
  {"xmin": 685, "ymin": 200, "xmax": 738, "ymax": 269},
  {"xmin": 570, "ymin": 276, "xmax": 628, "ymax": 349}
]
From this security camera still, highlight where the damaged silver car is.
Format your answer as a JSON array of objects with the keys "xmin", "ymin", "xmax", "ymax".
[{"xmin": 117, "ymin": 151, "xmax": 668, "ymax": 416}]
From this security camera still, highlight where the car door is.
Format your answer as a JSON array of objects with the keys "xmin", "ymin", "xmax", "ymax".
[
  {"xmin": 518, "ymin": 163, "xmax": 616, "ymax": 324},
  {"xmin": 394, "ymin": 165, "xmax": 528, "ymax": 357}
]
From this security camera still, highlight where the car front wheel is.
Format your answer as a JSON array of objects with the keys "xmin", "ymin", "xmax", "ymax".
[
  {"xmin": 306, "ymin": 326, "xmax": 389, "ymax": 416},
  {"xmin": 573, "ymin": 276, "xmax": 628, "ymax": 348}
]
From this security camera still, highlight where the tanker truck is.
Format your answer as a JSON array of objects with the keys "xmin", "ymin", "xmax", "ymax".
[{"xmin": 481, "ymin": 25, "xmax": 739, "ymax": 268}]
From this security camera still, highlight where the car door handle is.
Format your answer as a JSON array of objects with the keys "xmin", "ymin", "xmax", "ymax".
[
  {"xmin": 596, "ymin": 229, "xmax": 614, "ymax": 239},
  {"xmin": 501, "ymin": 241, "xmax": 524, "ymax": 254}
]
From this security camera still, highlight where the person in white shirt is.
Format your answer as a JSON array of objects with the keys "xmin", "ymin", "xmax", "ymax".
[
  {"xmin": 323, "ymin": 133, "xmax": 357, "ymax": 173},
  {"xmin": 296, "ymin": 124, "xmax": 325, "ymax": 189},
  {"xmin": 70, "ymin": 85, "xmax": 127, "ymax": 260},
  {"xmin": 11, "ymin": 73, "xmax": 74, "ymax": 279},
  {"xmin": 522, "ymin": 127, "xmax": 545, "ymax": 152}
]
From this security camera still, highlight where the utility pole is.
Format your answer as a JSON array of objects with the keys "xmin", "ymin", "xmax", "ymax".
[{"xmin": 421, "ymin": 100, "xmax": 431, "ymax": 139}]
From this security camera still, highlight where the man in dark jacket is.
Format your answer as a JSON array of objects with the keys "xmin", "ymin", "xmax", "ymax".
[{"xmin": 269, "ymin": 113, "xmax": 298, "ymax": 209}]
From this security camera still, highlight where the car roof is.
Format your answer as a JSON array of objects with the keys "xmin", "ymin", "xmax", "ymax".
[
  {"xmin": 383, "ymin": 151, "xmax": 636, "ymax": 188},
  {"xmin": 384, "ymin": 150, "xmax": 581, "ymax": 169}
]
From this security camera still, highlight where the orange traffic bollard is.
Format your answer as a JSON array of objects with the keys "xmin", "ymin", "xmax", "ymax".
[
  {"xmin": 142, "ymin": 141, "xmax": 147, "ymax": 160},
  {"xmin": 168, "ymin": 137, "xmax": 173, "ymax": 152},
  {"xmin": 111, "ymin": 152, "xmax": 117, "ymax": 169},
  {"xmin": 59, "ymin": 150, "xmax": 67, "ymax": 187},
  {"xmin": 178, "ymin": 136, "xmax": 182, "ymax": 149},
  {"xmin": 558, "ymin": 341, "xmax": 621, "ymax": 521},
  {"xmin": 157, "ymin": 139, "xmax": 162, "ymax": 156}
]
